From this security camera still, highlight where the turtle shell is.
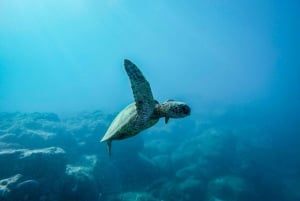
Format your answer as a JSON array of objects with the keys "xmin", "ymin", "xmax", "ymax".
[{"xmin": 101, "ymin": 103, "xmax": 159, "ymax": 142}]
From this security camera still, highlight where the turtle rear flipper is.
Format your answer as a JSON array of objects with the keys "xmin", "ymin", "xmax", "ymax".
[
  {"xmin": 124, "ymin": 59, "xmax": 155, "ymax": 122},
  {"xmin": 107, "ymin": 141, "xmax": 112, "ymax": 156}
]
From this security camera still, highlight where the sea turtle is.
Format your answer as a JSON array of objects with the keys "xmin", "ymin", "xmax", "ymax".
[{"xmin": 100, "ymin": 59, "xmax": 191, "ymax": 155}]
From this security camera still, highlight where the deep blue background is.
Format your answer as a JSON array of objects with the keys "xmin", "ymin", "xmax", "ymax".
[{"xmin": 1, "ymin": 0, "xmax": 299, "ymax": 115}]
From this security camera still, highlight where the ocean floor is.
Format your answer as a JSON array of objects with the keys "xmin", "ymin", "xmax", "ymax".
[{"xmin": 0, "ymin": 106, "xmax": 299, "ymax": 201}]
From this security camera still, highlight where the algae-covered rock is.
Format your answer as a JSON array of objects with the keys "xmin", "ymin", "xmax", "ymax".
[
  {"xmin": 175, "ymin": 164, "xmax": 199, "ymax": 179},
  {"xmin": 171, "ymin": 129, "xmax": 238, "ymax": 179},
  {"xmin": 0, "ymin": 174, "xmax": 22, "ymax": 188},
  {"xmin": 151, "ymin": 155, "xmax": 172, "ymax": 173},
  {"xmin": 207, "ymin": 175, "xmax": 247, "ymax": 201},
  {"xmin": 178, "ymin": 177, "xmax": 205, "ymax": 201},
  {"xmin": 0, "ymin": 112, "xmax": 65, "ymax": 148},
  {"xmin": 117, "ymin": 191, "xmax": 160, "ymax": 201},
  {"xmin": 0, "ymin": 174, "xmax": 22, "ymax": 199},
  {"xmin": 60, "ymin": 111, "xmax": 112, "ymax": 158},
  {"xmin": 0, "ymin": 147, "xmax": 66, "ymax": 179},
  {"xmin": 0, "ymin": 174, "xmax": 40, "ymax": 201}
]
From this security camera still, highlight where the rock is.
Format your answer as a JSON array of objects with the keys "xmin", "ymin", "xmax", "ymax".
[
  {"xmin": 171, "ymin": 129, "xmax": 238, "ymax": 178},
  {"xmin": 0, "ymin": 147, "xmax": 66, "ymax": 179},
  {"xmin": 0, "ymin": 141, "xmax": 21, "ymax": 149},
  {"xmin": 138, "ymin": 152, "xmax": 156, "ymax": 167},
  {"xmin": 148, "ymin": 176, "xmax": 205, "ymax": 201},
  {"xmin": 63, "ymin": 111, "xmax": 111, "ymax": 155},
  {"xmin": 0, "ymin": 174, "xmax": 22, "ymax": 189},
  {"xmin": 0, "ymin": 174, "xmax": 40, "ymax": 201},
  {"xmin": 65, "ymin": 155, "xmax": 97, "ymax": 179},
  {"xmin": 171, "ymin": 149, "xmax": 195, "ymax": 169},
  {"xmin": 62, "ymin": 155, "xmax": 99, "ymax": 201},
  {"xmin": 15, "ymin": 179, "xmax": 39, "ymax": 191},
  {"xmin": 207, "ymin": 175, "xmax": 247, "ymax": 201},
  {"xmin": 0, "ymin": 112, "xmax": 65, "ymax": 148},
  {"xmin": 0, "ymin": 111, "xmax": 111, "ymax": 155},
  {"xmin": 151, "ymin": 155, "xmax": 173, "ymax": 176},
  {"xmin": 93, "ymin": 159, "xmax": 123, "ymax": 197},
  {"xmin": 175, "ymin": 164, "xmax": 198, "ymax": 179},
  {"xmin": 10, "ymin": 179, "xmax": 40, "ymax": 201},
  {"xmin": 178, "ymin": 177, "xmax": 205, "ymax": 201},
  {"xmin": 0, "ymin": 174, "xmax": 23, "ymax": 200},
  {"xmin": 117, "ymin": 191, "xmax": 161, "ymax": 201}
]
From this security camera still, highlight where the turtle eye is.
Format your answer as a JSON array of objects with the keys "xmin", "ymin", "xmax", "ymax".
[{"xmin": 182, "ymin": 105, "xmax": 191, "ymax": 115}]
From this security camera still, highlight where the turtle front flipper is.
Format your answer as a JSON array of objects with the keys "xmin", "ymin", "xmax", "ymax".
[{"xmin": 124, "ymin": 59, "xmax": 155, "ymax": 122}]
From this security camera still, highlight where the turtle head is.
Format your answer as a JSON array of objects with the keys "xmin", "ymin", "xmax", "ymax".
[{"xmin": 160, "ymin": 100, "xmax": 191, "ymax": 123}]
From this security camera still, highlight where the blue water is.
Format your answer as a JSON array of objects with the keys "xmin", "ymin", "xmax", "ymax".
[{"xmin": 0, "ymin": 1, "xmax": 300, "ymax": 201}]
